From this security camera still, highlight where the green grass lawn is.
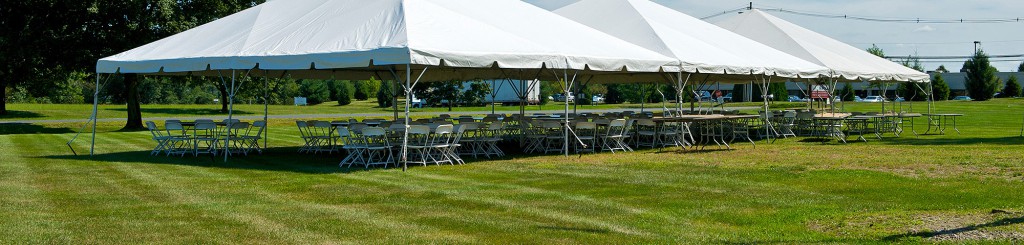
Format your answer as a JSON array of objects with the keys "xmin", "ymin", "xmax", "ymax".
[{"xmin": 2, "ymin": 99, "xmax": 1024, "ymax": 243}]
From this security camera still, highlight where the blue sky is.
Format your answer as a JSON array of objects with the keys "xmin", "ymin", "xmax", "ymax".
[{"xmin": 525, "ymin": 0, "xmax": 1024, "ymax": 72}]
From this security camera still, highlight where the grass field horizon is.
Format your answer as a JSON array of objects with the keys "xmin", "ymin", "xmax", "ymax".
[{"xmin": 2, "ymin": 99, "xmax": 1024, "ymax": 243}]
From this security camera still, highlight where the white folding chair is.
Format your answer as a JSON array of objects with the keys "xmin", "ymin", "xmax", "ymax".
[
  {"xmin": 146, "ymin": 121, "xmax": 171, "ymax": 156},
  {"xmin": 361, "ymin": 127, "xmax": 393, "ymax": 168},
  {"xmin": 163, "ymin": 121, "xmax": 191, "ymax": 156},
  {"xmin": 192, "ymin": 121, "xmax": 220, "ymax": 157},
  {"xmin": 406, "ymin": 125, "xmax": 433, "ymax": 166}
]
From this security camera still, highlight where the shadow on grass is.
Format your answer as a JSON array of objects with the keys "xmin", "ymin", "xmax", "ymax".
[
  {"xmin": 0, "ymin": 110, "xmax": 45, "ymax": 120},
  {"xmin": 40, "ymin": 147, "xmax": 363, "ymax": 174},
  {"xmin": 0, "ymin": 123, "xmax": 75, "ymax": 135},
  {"xmin": 106, "ymin": 108, "xmax": 254, "ymax": 116},
  {"xmin": 874, "ymin": 136, "xmax": 1024, "ymax": 146},
  {"xmin": 883, "ymin": 215, "xmax": 1024, "ymax": 241},
  {"xmin": 535, "ymin": 225, "xmax": 610, "ymax": 234}
]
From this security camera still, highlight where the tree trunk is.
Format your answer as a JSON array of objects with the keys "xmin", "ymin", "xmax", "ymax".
[
  {"xmin": 217, "ymin": 83, "xmax": 229, "ymax": 113},
  {"xmin": 123, "ymin": 74, "xmax": 144, "ymax": 130},
  {"xmin": 0, "ymin": 81, "xmax": 7, "ymax": 116}
]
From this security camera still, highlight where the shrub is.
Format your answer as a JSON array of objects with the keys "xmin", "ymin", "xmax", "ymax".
[
  {"xmin": 932, "ymin": 74, "xmax": 951, "ymax": 101},
  {"xmin": 299, "ymin": 80, "xmax": 330, "ymax": 105},
  {"xmin": 962, "ymin": 50, "xmax": 1000, "ymax": 101},
  {"xmin": 1002, "ymin": 76, "xmax": 1021, "ymax": 98},
  {"xmin": 336, "ymin": 81, "xmax": 355, "ymax": 105}
]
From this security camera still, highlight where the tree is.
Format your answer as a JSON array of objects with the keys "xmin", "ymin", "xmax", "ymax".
[
  {"xmin": 376, "ymin": 78, "xmax": 395, "ymax": 108},
  {"xmin": 604, "ymin": 84, "xmax": 625, "ymax": 104},
  {"xmin": 838, "ymin": 83, "xmax": 855, "ymax": 102},
  {"xmin": 299, "ymin": 80, "xmax": 330, "ymax": 105},
  {"xmin": 730, "ymin": 84, "xmax": 745, "ymax": 102},
  {"xmin": 932, "ymin": 74, "xmax": 951, "ymax": 101},
  {"xmin": 866, "ymin": 44, "xmax": 885, "ymax": 58},
  {"xmin": 353, "ymin": 80, "xmax": 379, "ymax": 101},
  {"xmin": 1002, "ymin": 76, "xmax": 1021, "ymax": 98},
  {"xmin": 539, "ymin": 81, "xmax": 555, "ymax": 105},
  {"xmin": 426, "ymin": 81, "xmax": 463, "ymax": 111},
  {"xmin": 962, "ymin": 50, "xmax": 1001, "ymax": 101},
  {"xmin": 897, "ymin": 82, "xmax": 927, "ymax": 101},
  {"xmin": 461, "ymin": 81, "xmax": 491, "ymax": 107},
  {"xmin": 935, "ymin": 65, "xmax": 949, "ymax": 73},
  {"xmin": 899, "ymin": 55, "xmax": 924, "ymax": 72},
  {"xmin": 1019, "ymin": 61, "xmax": 1024, "ymax": 72},
  {"xmin": 335, "ymin": 81, "xmax": 354, "ymax": 105}
]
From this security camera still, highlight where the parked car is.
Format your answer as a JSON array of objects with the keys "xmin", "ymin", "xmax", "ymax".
[
  {"xmin": 721, "ymin": 93, "xmax": 733, "ymax": 102},
  {"xmin": 953, "ymin": 96, "xmax": 973, "ymax": 101},
  {"xmin": 552, "ymin": 93, "xmax": 574, "ymax": 102},
  {"xmin": 853, "ymin": 96, "xmax": 864, "ymax": 102},
  {"xmin": 787, "ymin": 95, "xmax": 809, "ymax": 102},
  {"xmin": 591, "ymin": 94, "xmax": 605, "ymax": 104},
  {"xmin": 894, "ymin": 96, "xmax": 905, "ymax": 102},
  {"xmin": 862, "ymin": 96, "xmax": 886, "ymax": 102}
]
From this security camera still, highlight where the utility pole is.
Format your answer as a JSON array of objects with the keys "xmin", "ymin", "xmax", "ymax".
[
  {"xmin": 974, "ymin": 41, "xmax": 981, "ymax": 53},
  {"xmin": 749, "ymin": 2, "xmax": 753, "ymax": 10}
]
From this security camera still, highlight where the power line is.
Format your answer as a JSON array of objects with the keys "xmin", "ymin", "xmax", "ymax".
[
  {"xmin": 850, "ymin": 40, "xmax": 1024, "ymax": 46},
  {"xmin": 886, "ymin": 54, "xmax": 1024, "ymax": 59},
  {"xmin": 701, "ymin": 4, "xmax": 1024, "ymax": 24}
]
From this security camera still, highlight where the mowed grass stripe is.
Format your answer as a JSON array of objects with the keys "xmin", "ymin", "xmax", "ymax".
[{"xmin": 0, "ymin": 134, "xmax": 71, "ymax": 243}]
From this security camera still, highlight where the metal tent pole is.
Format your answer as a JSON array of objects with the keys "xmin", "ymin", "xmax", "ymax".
[
  {"xmin": 563, "ymin": 68, "xmax": 570, "ymax": 158},
  {"xmin": 224, "ymin": 70, "xmax": 236, "ymax": 162},
  {"xmin": 90, "ymin": 74, "xmax": 101, "ymax": 156},
  {"xmin": 400, "ymin": 65, "xmax": 429, "ymax": 171},
  {"xmin": 402, "ymin": 65, "xmax": 412, "ymax": 171},
  {"xmin": 263, "ymin": 72, "xmax": 269, "ymax": 150}
]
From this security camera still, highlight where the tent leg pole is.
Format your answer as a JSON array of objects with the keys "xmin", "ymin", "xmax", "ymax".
[
  {"xmin": 402, "ymin": 65, "xmax": 411, "ymax": 171},
  {"xmin": 263, "ymin": 73, "xmax": 269, "ymax": 150},
  {"xmin": 90, "ymin": 74, "xmax": 101, "ymax": 156},
  {"xmin": 563, "ymin": 69, "xmax": 569, "ymax": 158},
  {"xmin": 225, "ymin": 70, "xmax": 236, "ymax": 162}
]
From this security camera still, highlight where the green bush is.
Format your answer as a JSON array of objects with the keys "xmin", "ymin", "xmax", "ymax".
[
  {"xmin": 377, "ymin": 79, "xmax": 395, "ymax": 108},
  {"xmin": 336, "ymin": 81, "xmax": 355, "ymax": 105},
  {"xmin": 1002, "ymin": 76, "xmax": 1021, "ymax": 98},
  {"xmin": 299, "ymin": 80, "xmax": 330, "ymax": 105},
  {"xmin": 838, "ymin": 83, "xmax": 855, "ymax": 102},
  {"xmin": 962, "ymin": 50, "xmax": 1001, "ymax": 101},
  {"xmin": 932, "ymin": 74, "xmax": 951, "ymax": 101},
  {"xmin": 604, "ymin": 84, "xmax": 625, "ymax": 104},
  {"xmin": 354, "ymin": 80, "xmax": 380, "ymax": 101}
]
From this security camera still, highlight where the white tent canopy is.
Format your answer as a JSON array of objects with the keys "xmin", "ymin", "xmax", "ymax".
[
  {"xmin": 714, "ymin": 9, "xmax": 930, "ymax": 83},
  {"xmin": 554, "ymin": 0, "xmax": 830, "ymax": 80},
  {"xmin": 96, "ymin": 0, "xmax": 680, "ymax": 79}
]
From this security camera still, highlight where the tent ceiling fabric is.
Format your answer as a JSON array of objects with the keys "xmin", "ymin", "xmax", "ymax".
[
  {"xmin": 554, "ymin": 0, "xmax": 830, "ymax": 80},
  {"xmin": 714, "ymin": 10, "xmax": 930, "ymax": 83},
  {"xmin": 96, "ymin": 0, "xmax": 680, "ymax": 80}
]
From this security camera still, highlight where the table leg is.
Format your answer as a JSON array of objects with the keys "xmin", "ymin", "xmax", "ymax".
[{"xmin": 952, "ymin": 116, "xmax": 960, "ymax": 134}]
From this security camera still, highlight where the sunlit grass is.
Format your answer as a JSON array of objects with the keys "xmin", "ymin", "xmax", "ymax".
[{"xmin": 1, "ymin": 99, "xmax": 1023, "ymax": 243}]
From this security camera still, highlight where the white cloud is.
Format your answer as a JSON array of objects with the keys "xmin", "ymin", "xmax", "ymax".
[{"xmin": 913, "ymin": 25, "xmax": 936, "ymax": 32}]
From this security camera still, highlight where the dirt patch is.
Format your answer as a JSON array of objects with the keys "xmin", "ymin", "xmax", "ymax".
[{"xmin": 811, "ymin": 210, "xmax": 1024, "ymax": 242}]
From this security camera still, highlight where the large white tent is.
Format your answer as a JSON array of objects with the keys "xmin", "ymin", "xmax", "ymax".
[
  {"xmin": 554, "ymin": 0, "xmax": 830, "ymax": 120},
  {"xmin": 713, "ymin": 9, "xmax": 930, "ymax": 83},
  {"xmin": 97, "ymin": 0, "xmax": 679, "ymax": 78},
  {"xmin": 554, "ymin": 0, "xmax": 830, "ymax": 80},
  {"xmin": 91, "ymin": 0, "xmax": 682, "ymax": 163}
]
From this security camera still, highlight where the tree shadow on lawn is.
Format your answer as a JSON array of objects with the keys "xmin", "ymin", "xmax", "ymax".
[
  {"xmin": 0, "ymin": 110, "xmax": 45, "ymax": 120},
  {"xmin": 39, "ymin": 147, "xmax": 378, "ymax": 174},
  {"xmin": 0, "ymin": 123, "xmax": 75, "ymax": 135},
  {"xmin": 873, "ymin": 136, "xmax": 1024, "ymax": 146},
  {"xmin": 106, "ymin": 108, "xmax": 254, "ymax": 116},
  {"xmin": 882, "ymin": 215, "xmax": 1024, "ymax": 241}
]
